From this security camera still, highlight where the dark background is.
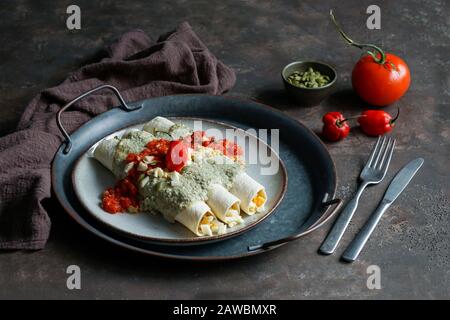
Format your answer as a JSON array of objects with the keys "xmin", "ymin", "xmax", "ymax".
[{"xmin": 0, "ymin": 0, "xmax": 448, "ymax": 299}]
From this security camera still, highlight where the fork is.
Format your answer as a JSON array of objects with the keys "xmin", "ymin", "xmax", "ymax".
[{"xmin": 319, "ymin": 136, "xmax": 396, "ymax": 255}]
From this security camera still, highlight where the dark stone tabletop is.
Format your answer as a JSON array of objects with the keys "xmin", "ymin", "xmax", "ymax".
[{"xmin": 0, "ymin": 0, "xmax": 448, "ymax": 299}]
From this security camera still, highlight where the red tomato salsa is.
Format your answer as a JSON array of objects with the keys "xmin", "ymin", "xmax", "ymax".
[
  {"xmin": 208, "ymin": 139, "xmax": 243, "ymax": 157},
  {"xmin": 102, "ymin": 139, "xmax": 172, "ymax": 214},
  {"xmin": 102, "ymin": 178, "xmax": 139, "ymax": 214},
  {"xmin": 101, "ymin": 132, "xmax": 242, "ymax": 214}
]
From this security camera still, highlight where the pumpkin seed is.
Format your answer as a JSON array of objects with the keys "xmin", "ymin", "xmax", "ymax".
[{"xmin": 286, "ymin": 68, "xmax": 331, "ymax": 88}]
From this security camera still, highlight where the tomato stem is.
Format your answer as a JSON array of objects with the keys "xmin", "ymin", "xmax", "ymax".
[{"xmin": 330, "ymin": 10, "xmax": 386, "ymax": 65}]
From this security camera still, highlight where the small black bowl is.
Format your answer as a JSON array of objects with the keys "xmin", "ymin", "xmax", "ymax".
[{"xmin": 282, "ymin": 61, "xmax": 337, "ymax": 106}]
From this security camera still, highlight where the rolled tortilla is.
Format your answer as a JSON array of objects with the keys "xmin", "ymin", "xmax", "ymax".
[
  {"xmin": 93, "ymin": 137, "xmax": 119, "ymax": 172},
  {"xmin": 175, "ymin": 201, "xmax": 226, "ymax": 236},
  {"xmin": 207, "ymin": 184, "xmax": 243, "ymax": 227},
  {"xmin": 143, "ymin": 117, "xmax": 193, "ymax": 139},
  {"xmin": 93, "ymin": 129, "xmax": 151, "ymax": 172},
  {"xmin": 92, "ymin": 129, "xmax": 229, "ymax": 237},
  {"xmin": 143, "ymin": 116, "xmax": 175, "ymax": 134},
  {"xmin": 230, "ymin": 172, "xmax": 267, "ymax": 215}
]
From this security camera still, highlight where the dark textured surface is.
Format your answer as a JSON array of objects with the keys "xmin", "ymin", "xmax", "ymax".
[{"xmin": 0, "ymin": 0, "xmax": 449, "ymax": 299}]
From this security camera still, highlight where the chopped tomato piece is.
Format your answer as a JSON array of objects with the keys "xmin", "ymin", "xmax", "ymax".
[
  {"xmin": 117, "ymin": 178, "xmax": 138, "ymax": 197},
  {"xmin": 202, "ymin": 136, "xmax": 214, "ymax": 147},
  {"xmin": 101, "ymin": 181, "xmax": 139, "ymax": 214},
  {"xmin": 146, "ymin": 139, "xmax": 170, "ymax": 155},
  {"xmin": 119, "ymin": 197, "xmax": 132, "ymax": 209},
  {"xmin": 183, "ymin": 131, "xmax": 215, "ymax": 149},
  {"xmin": 209, "ymin": 139, "xmax": 243, "ymax": 157},
  {"xmin": 102, "ymin": 188, "xmax": 123, "ymax": 213},
  {"xmin": 125, "ymin": 153, "xmax": 140, "ymax": 163}
]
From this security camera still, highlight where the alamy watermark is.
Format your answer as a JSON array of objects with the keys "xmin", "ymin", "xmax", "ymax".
[
  {"xmin": 366, "ymin": 265, "xmax": 381, "ymax": 290},
  {"xmin": 366, "ymin": 5, "xmax": 381, "ymax": 29},
  {"xmin": 66, "ymin": 265, "xmax": 81, "ymax": 290},
  {"xmin": 191, "ymin": 120, "xmax": 280, "ymax": 176},
  {"xmin": 66, "ymin": 5, "xmax": 81, "ymax": 30}
]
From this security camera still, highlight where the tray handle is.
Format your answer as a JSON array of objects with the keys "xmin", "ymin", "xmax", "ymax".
[
  {"xmin": 247, "ymin": 197, "xmax": 343, "ymax": 252},
  {"xmin": 56, "ymin": 84, "xmax": 142, "ymax": 154}
]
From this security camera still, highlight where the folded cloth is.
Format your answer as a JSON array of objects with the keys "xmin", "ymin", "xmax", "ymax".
[{"xmin": 0, "ymin": 22, "xmax": 236, "ymax": 250}]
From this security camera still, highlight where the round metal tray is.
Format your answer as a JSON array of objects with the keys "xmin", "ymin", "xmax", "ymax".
[{"xmin": 52, "ymin": 85, "xmax": 341, "ymax": 261}]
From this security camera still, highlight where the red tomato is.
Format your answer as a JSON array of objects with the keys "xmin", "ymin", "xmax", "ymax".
[
  {"xmin": 166, "ymin": 140, "xmax": 189, "ymax": 172},
  {"xmin": 352, "ymin": 53, "xmax": 410, "ymax": 106}
]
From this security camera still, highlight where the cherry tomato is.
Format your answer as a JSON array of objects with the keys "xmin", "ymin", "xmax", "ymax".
[
  {"xmin": 322, "ymin": 112, "xmax": 350, "ymax": 142},
  {"xmin": 352, "ymin": 53, "xmax": 410, "ymax": 106},
  {"xmin": 166, "ymin": 140, "xmax": 189, "ymax": 172},
  {"xmin": 358, "ymin": 109, "xmax": 399, "ymax": 136}
]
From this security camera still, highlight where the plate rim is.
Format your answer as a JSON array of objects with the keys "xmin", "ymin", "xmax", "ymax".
[
  {"xmin": 71, "ymin": 117, "xmax": 288, "ymax": 245},
  {"xmin": 52, "ymin": 94, "xmax": 338, "ymax": 261}
]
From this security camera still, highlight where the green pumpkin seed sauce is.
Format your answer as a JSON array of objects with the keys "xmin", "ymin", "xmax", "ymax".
[
  {"xmin": 168, "ymin": 123, "xmax": 193, "ymax": 140},
  {"xmin": 112, "ymin": 130, "xmax": 155, "ymax": 178},
  {"xmin": 111, "ymin": 125, "xmax": 244, "ymax": 221},
  {"xmin": 140, "ymin": 154, "xmax": 244, "ymax": 222}
]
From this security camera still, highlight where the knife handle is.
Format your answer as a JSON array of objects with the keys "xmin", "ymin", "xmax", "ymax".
[{"xmin": 341, "ymin": 200, "xmax": 391, "ymax": 262}]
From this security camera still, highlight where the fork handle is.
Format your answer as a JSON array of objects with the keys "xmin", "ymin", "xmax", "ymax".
[
  {"xmin": 341, "ymin": 200, "xmax": 391, "ymax": 262},
  {"xmin": 319, "ymin": 183, "xmax": 368, "ymax": 255}
]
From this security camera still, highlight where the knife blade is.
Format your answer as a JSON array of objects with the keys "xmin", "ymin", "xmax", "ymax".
[
  {"xmin": 383, "ymin": 158, "xmax": 424, "ymax": 204},
  {"xmin": 341, "ymin": 157, "xmax": 424, "ymax": 262}
]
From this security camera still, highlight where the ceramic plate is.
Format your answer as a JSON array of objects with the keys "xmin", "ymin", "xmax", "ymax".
[{"xmin": 72, "ymin": 118, "xmax": 287, "ymax": 245}]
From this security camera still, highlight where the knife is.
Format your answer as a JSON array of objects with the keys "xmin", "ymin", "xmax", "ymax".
[{"xmin": 341, "ymin": 158, "xmax": 424, "ymax": 262}]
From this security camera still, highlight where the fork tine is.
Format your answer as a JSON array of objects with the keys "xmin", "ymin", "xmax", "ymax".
[
  {"xmin": 367, "ymin": 136, "xmax": 382, "ymax": 168},
  {"xmin": 377, "ymin": 137, "xmax": 393, "ymax": 170},
  {"xmin": 371, "ymin": 136, "xmax": 387, "ymax": 168},
  {"xmin": 380, "ymin": 138, "xmax": 396, "ymax": 173}
]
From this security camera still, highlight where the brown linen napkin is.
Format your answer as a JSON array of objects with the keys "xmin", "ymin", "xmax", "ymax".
[{"xmin": 0, "ymin": 22, "xmax": 236, "ymax": 250}]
